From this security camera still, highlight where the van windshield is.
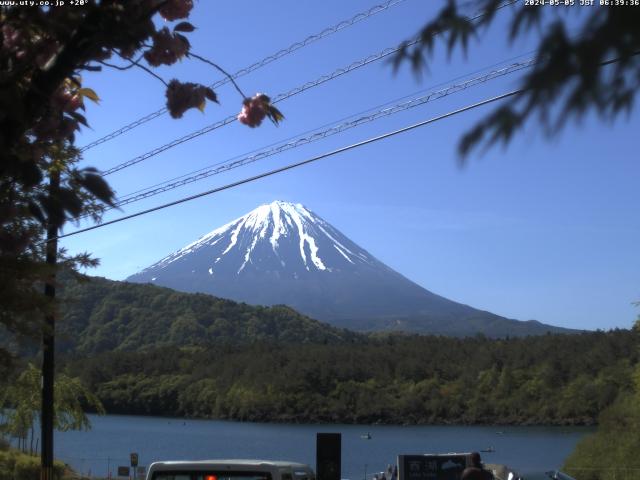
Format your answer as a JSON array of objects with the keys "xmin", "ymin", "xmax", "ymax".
[{"xmin": 153, "ymin": 472, "xmax": 272, "ymax": 480}]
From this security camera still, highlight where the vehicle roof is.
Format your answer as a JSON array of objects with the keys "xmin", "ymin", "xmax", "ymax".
[{"xmin": 148, "ymin": 459, "xmax": 313, "ymax": 472}]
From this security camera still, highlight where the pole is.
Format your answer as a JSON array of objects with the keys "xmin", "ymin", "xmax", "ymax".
[{"xmin": 41, "ymin": 170, "xmax": 59, "ymax": 480}]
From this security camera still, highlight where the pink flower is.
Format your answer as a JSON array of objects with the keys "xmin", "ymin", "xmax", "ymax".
[
  {"xmin": 144, "ymin": 27, "xmax": 189, "ymax": 67},
  {"xmin": 64, "ymin": 95, "xmax": 83, "ymax": 113},
  {"xmin": 237, "ymin": 94, "xmax": 284, "ymax": 128},
  {"xmin": 237, "ymin": 94, "xmax": 269, "ymax": 128},
  {"xmin": 165, "ymin": 79, "xmax": 217, "ymax": 118},
  {"xmin": 51, "ymin": 87, "xmax": 73, "ymax": 111},
  {"xmin": 2, "ymin": 24, "xmax": 28, "ymax": 59},
  {"xmin": 159, "ymin": 0, "xmax": 193, "ymax": 21}
]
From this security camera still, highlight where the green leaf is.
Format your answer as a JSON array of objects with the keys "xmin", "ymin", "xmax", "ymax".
[
  {"xmin": 27, "ymin": 201, "xmax": 45, "ymax": 224},
  {"xmin": 267, "ymin": 105, "xmax": 285, "ymax": 125},
  {"xmin": 57, "ymin": 187, "xmax": 84, "ymax": 218},
  {"xmin": 78, "ymin": 88, "xmax": 100, "ymax": 103},
  {"xmin": 67, "ymin": 111, "xmax": 89, "ymax": 128},
  {"xmin": 77, "ymin": 172, "xmax": 115, "ymax": 206}
]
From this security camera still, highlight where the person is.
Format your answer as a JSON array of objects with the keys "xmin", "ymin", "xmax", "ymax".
[{"xmin": 461, "ymin": 452, "xmax": 494, "ymax": 480}]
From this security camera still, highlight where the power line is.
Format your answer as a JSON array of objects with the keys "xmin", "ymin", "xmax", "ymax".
[
  {"xmin": 116, "ymin": 48, "xmax": 539, "ymax": 201},
  {"xmin": 99, "ymin": 39, "xmax": 419, "ymax": 176},
  {"xmin": 56, "ymin": 89, "xmax": 521, "ymax": 243},
  {"xmin": 102, "ymin": 58, "xmax": 535, "ymax": 213},
  {"xmin": 98, "ymin": 0, "xmax": 519, "ymax": 177},
  {"xmin": 78, "ymin": 0, "xmax": 409, "ymax": 153}
]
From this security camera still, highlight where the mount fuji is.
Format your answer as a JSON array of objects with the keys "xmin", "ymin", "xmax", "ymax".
[{"xmin": 127, "ymin": 201, "xmax": 570, "ymax": 337}]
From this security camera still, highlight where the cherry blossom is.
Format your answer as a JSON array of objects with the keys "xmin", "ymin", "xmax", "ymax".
[
  {"xmin": 144, "ymin": 27, "xmax": 189, "ymax": 67},
  {"xmin": 159, "ymin": 0, "xmax": 194, "ymax": 21},
  {"xmin": 166, "ymin": 79, "xmax": 217, "ymax": 119},
  {"xmin": 238, "ymin": 94, "xmax": 284, "ymax": 128}
]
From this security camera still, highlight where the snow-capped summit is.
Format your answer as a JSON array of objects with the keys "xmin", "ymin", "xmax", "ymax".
[
  {"xmin": 127, "ymin": 201, "xmax": 570, "ymax": 337},
  {"xmin": 144, "ymin": 200, "xmax": 376, "ymax": 277}
]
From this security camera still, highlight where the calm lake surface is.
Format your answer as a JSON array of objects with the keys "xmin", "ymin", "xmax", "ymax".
[{"xmin": 54, "ymin": 414, "xmax": 593, "ymax": 479}]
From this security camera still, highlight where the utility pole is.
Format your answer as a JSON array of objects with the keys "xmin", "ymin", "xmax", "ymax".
[{"xmin": 41, "ymin": 169, "xmax": 59, "ymax": 480}]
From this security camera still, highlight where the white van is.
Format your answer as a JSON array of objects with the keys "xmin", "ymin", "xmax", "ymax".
[{"xmin": 145, "ymin": 459, "xmax": 316, "ymax": 480}]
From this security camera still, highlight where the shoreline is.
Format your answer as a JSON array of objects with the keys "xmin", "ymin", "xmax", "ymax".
[{"xmin": 83, "ymin": 409, "xmax": 599, "ymax": 428}]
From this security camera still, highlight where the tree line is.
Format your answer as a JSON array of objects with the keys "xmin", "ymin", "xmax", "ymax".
[
  {"xmin": 58, "ymin": 329, "xmax": 638, "ymax": 426},
  {"xmin": 560, "ymin": 322, "xmax": 640, "ymax": 480}
]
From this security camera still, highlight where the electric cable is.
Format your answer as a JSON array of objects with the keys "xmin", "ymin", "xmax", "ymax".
[
  {"xmin": 100, "ymin": 58, "xmax": 535, "ymax": 214},
  {"xmin": 97, "ymin": 0, "xmax": 519, "ymax": 177},
  {"xmin": 78, "ymin": 0, "xmax": 410, "ymax": 152},
  {"xmin": 54, "ymin": 89, "xmax": 521, "ymax": 243},
  {"xmin": 117, "ymin": 48, "xmax": 539, "ymax": 201},
  {"xmin": 99, "ymin": 38, "xmax": 419, "ymax": 176}
]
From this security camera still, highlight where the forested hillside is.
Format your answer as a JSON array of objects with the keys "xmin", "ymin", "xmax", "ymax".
[
  {"xmin": 561, "ymin": 323, "xmax": 640, "ymax": 480},
  {"xmin": 56, "ymin": 276, "xmax": 358, "ymax": 353},
  {"xmin": 563, "ymin": 389, "xmax": 640, "ymax": 480},
  {"xmin": 61, "ymin": 329, "xmax": 638, "ymax": 425}
]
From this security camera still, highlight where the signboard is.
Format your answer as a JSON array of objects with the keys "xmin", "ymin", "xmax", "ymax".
[
  {"xmin": 117, "ymin": 466, "xmax": 130, "ymax": 477},
  {"xmin": 131, "ymin": 452, "xmax": 139, "ymax": 467},
  {"xmin": 398, "ymin": 454, "xmax": 469, "ymax": 480}
]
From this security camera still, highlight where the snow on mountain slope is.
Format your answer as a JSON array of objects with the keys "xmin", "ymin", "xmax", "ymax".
[{"xmin": 146, "ymin": 201, "xmax": 375, "ymax": 277}]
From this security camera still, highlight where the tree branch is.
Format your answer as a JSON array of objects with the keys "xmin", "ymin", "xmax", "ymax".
[
  {"xmin": 115, "ymin": 52, "xmax": 168, "ymax": 87},
  {"xmin": 187, "ymin": 51, "xmax": 247, "ymax": 99},
  {"xmin": 98, "ymin": 53, "xmax": 144, "ymax": 71}
]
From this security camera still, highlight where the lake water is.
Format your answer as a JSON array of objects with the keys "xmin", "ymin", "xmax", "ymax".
[{"xmin": 54, "ymin": 414, "xmax": 593, "ymax": 479}]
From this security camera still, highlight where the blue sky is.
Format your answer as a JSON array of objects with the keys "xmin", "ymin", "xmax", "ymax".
[{"xmin": 62, "ymin": 0, "xmax": 640, "ymax": 331}]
